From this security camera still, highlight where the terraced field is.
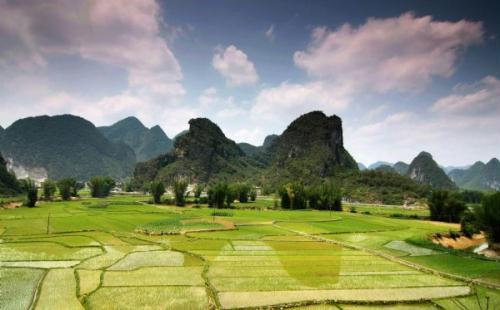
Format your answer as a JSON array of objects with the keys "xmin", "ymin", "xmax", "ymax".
[{"xmin": 1, "ymin": 195, "xmax": 499, "ymax": 309}]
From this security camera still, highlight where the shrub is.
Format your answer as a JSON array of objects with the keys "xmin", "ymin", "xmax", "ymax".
[
  {"xmin": 149, "ymin": 181, "xmax": 165, "ymax": 204},
  {"xmin": 42, "ymin": 180, "xmax": 57, "ymax": 200},
  {"xmin": 428, "ymin": 190, "xmax": 466, "ymax": 223},
  {"xmin": 23, "ymin": 179, "xmax": 38, "ymax": 207},
  {"xmin": 57, "ymin": 178, "xmax": 77, "ymax": 201},
  {"xmin": 226, "ymin": 184, "xmax": 238, "ymax": 208},
  {"xmin": 89, "ymin": 176, "xmax": 115, "ymax": 198},
  {"xmin": 349, "ymin": 206, "xmax": 357, "ymax": 213},
  {"xmin": 278, "ymin": 185, "xmax": 291, "ymax": 209},
  {"xmin": 460, "ymin": 209, "xmax": 479, "ymax": 238},
  {"xmin": 172, "ymin": 179, "xmax": 188, "ymax": 206},
  {"xmin": 235, "ymin": 183, "xmax": 251, "ymax": 203},
  {"xmin": 210, "ymin": 210, "xmax": 233, "ymax": 217},
  {"xmin": 475, "ymin": 192, "xmax": 500, "ymax": 243}
]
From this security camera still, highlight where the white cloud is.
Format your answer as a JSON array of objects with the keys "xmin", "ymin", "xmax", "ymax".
[
  {"xmin": 212, "ymin": 45, "xmax": 259, "ymax": 86},
  {"xmin": 0, "ymin": 0, "xmax": 184, "ymax": 96},
  {"xmin": 431, "ymin": 76, "xmax": 500, "ymax": 114},
  {"xmin": 251, "ymin": 81, "xmax": 352, "ymax": 122},
  {"xmin": 294, "ymin": 12, "xmax": 483, "ymax": 92},
  {"xmin": 265, "ymin": 24, "xmax": 275, "ymax": 41}
]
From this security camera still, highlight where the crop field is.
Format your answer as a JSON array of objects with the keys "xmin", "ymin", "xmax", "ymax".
[{"xmin": 1, "ymin": 196, "xmax": 499, "ymax": 309}]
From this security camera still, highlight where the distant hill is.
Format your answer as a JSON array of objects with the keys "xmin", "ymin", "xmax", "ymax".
[
  {"xmin": 264, "ymin": 111, "xmax": 358, "ymax": 185},
  {"xmin": 134, "ymin": 118, "xmax": 262, "ymax": 184},
  {"xmin": 0, "ymin": 115, "xmax": 135, "ymax": 180},
  {"xmin": 99, "ymin": 117, "xmax": 172, "ymax": 162},
  {"xmin": 376, "ymin": 164, "xmax": 396, "ymax": 173},
  {"xmin": 368, "ymin": 161, "xmax": 393, "ymax": 170},
  {"xmin": 262, "ymin": 134, "xmax": 279, "ymax": 149},
  {"xmin": 406, "ymin": 152, "xmax": 456, "ymax": 189},
  {"xmin": 449, "ymin": 158, "xmax": 500, "ymax": 191},
  {"xmin": 238, "ymin": 143, "xmax": 260, "ymax": 156},
  {"xmin": 393, "ymin": 161, "xmax": 409, "ymax": 175},
  {"xmin": 442, "ymin": 165, "xmax": 471, "ymax": 174},
  {"xmin": 0, "ymin": 153, "xmax": 21, "ymax": 195},
  {"xmin": 358, "ymin": 162, "xmax": 367, "ymax": 170}
]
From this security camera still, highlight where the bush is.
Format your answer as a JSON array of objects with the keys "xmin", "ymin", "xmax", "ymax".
[
  {"xmin": 23, "ymin": 179, "xmax": 38, "ymax": 207},
  {"xmin": 428, "ymin": 190, "xmax": 466, "ymax": 223},
  {"xmin": 278, "ymin": 185, "xmax": 291, "ymax": 209},
  {"xmin": 475, "ymin": 192, "xmax": 500, "ymax": 243},
  {"xmin": 235, "ymin": 183, "xmax": 251, "ymax": 203},
  {"xmin": 349, "ymin": 206, "xmax": 357, "ymax": 213},
  {"xmin": 172, "ymin": 179, "xmax": 188, "ymax": 206},
  {"xmin": 210, "ymin": 210, "xmax": 233, "ymax": 217},
  {"xmin": 226, "ymin": 184, "xmax": 238, "ymax": 208},
  {"xmin": 149, "ymin": 181, "xmax": 165, "ymax": 204},
  {"xmin": 460, "ymin": 209, "xmax": 479, "ymax": 238},
  {"xmin": 42, "ymin": 180, "xmax": 57, "ymax": 200},
  {"xmin": 57, "ymin": 178, "xmax": 77, "ymax": 201},
  {"xmin": 89, "ymin": 176, "xmax": 115, "ymax": 198}
]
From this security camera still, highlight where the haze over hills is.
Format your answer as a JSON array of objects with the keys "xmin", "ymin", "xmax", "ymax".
[
  {"xmin": 98, "ymin": 117, "xmax": 173, "ymax": 162},
  {"xmin": 449, "ymin": 158, "xmax": 500, "ymax": 191},
  {"xmin": 0, "ymin": 115, "xmax": 136, "ymax": 180},
  {"xmin": 406, "ymin": 151, "xmax": 457, "ymax": 190}
]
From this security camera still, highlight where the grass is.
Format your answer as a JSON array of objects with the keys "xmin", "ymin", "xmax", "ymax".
[
  {"xmin": 36, "ymin": 268, "xmax": 83, "ymax": 309},
  {"xmin": 1, "ymin": 195, "xmax": 499, "ymax": 309}
]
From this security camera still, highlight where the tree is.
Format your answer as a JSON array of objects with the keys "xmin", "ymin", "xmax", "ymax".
[
  {"xmin": 172, "ymin": 179, "xmax": 188, "ymax": 206},
  {"xmin": 475, "ymin": 192, "xmax": 500, "ymax": 243},
  {"xmin": 149, "ymin": 181, "xmax": 165, "ymax": 204},
  {"xmin": 236, "ymin": 183, "xmax": 251, "ymax": 203},
  {"xmin": 208, "ymin": 182, "xmax": 227, "ymax": 208},
  {"xmin": 23, "ymin": 179, "xmax": 38, "ymax": 207},
  {"xmin": 194, "ymin": 184, "xmax": 204, "ymax": 205},
  {"xmin": 460, "ymin": 209, "xmax": 479, "ymax": 238},
  {"xmin": 89, "ymin": 176, "xmax": 115, "ymax": 198},
  {"xmin": 428, "ymin": 190, "xmax": 466, "ymax": 223},
  {"xmin": 249, "ymin": 188, "xmax": 257, "ymax": 202},
  {"xmin": 57, "ymin": 178, "xmax": 77, "ymax": 201},
  {"xmin": 278, "ymin": 185, "xmax": 291, "ymax": 209},
  {"xmin": 226, "ymin": 184, "xmax": 238, "ymax": 208},
  {"xmin": 280, "ymin": 182, "xmax": 307, "ymax": 209},
  {"xmin": 318, "ymin": 180, "xmax": 342, "ymax": 211},
  {"xmin": 42, "ymin": 180, "xmax": 57, "ymax": 200}
]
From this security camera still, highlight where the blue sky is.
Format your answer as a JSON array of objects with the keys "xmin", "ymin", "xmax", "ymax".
[{"xmin": 0, "ymin": 0, "xmax": 499, "ymax": 166}]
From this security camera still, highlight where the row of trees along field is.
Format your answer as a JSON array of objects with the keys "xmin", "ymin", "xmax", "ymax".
[
  {"xmin": 21, "ymin": 176, "xmax": 117, "ymax": 207},
  {"xmin": 148, "ymin": 180, "xmax": 257, "ymax": 208},
  {"xmin": 428, "ymin": 189, "xmax": 500, "ymax": 245}
]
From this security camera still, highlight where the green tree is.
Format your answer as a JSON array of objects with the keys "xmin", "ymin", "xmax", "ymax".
[
  {"xmin": 172, "ymin": 179, "xmax": 188, "ymax": 206},
  {"xmin": 249, "ymin": 188, "xmax": 257, "ymax": 202},
  {"xmin": 287, "ymin": 182, "xmax": 307, "ymax": 209},
  {"xmin": 318, "ymin": 180, "xmax": 342, "ymax": 211},
  {"xmin": 208, "ymin": 182, "xmax": 227, "ymax": 208},
  {"xmin": 149, "ymin": 181, "xmax": 165, "ymax": 204},
  {"xmin": 428, "ymin": 190, "xmax": 466, "ymax": 223},
  {"xmin": 194, "ymin": 184, "xmax": 204, "ymax": 205},
  {"xmin": 89, "ymin": 176, "xmax": 116, "ymax": 198},
  {"xmin": 42, "ymin": 180, "xmax": 57, "ymax": 200},
  {"xmin": 279, "ymin": 185, "xmax": 291, "ymax": 209},
  {"xmin": 236, "ymin": 183, "xmax": 251, "ymax": 203},
  {"xmin": 475, "ymin": 192, "xmax": 500, "ymax": 243},
  {"xmin": 57, "ymin": 178, "xmax": 77, "ymax": 201},
  {"xmin": 226, "ymin": 184, "xmax": 238, "ymax": 208},
  {"xmin": 23, "ymin": 179, "xmax": 38, "ymax": 207}
]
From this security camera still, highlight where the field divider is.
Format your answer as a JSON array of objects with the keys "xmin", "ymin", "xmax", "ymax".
[{"xmin": 273, "ymin": 223, "xmax": 500, "ymax": 290}]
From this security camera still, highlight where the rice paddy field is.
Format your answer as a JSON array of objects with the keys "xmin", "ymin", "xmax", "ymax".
[{"xmin": 1, "ymin": 195, "xmax": 499, "ymax": 309}]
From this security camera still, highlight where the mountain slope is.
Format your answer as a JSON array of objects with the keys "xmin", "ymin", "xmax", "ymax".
[
  {"xmin": 358, "ymin": 162, "xmax": 367, "ymax": 170},
  {"xmin": 265, "ymin": 111, "xmax": 358, "ymax": 185},
  {"xmin": 0, "ymin": 153, "xmax": 21, "ymax": 195},
  {"xmin": 406, "ymin": 152, "xmax": 456, "ymax": 189},
  {"xmin": 134, "ymin": 118, "xmax": 261, "ymax": 184},
  {"xmin": 393, "ymin": 161, "xmax": 409, "ymax": 175},
  {"xmin": 99, "ymin": 117, "xmax": 172, "ymax": 162},
  {"xmin": 368, "ymin": 161, "xmax": 393, "ymax": 170},
  {"xmin": 449, "ymin": 159, "xmax": 500, "ymax": 191},
  {"xmin": 0, "ymin": 115, "xmax": 135, "ymax": 180}
]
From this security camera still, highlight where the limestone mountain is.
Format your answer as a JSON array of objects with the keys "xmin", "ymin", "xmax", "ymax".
[
  {"xmin": 375, "ymin": 164, "xmax": 396, "ymax": 173},
  {"xmin": 393, "ymin": 161, "xmax": 409, "ymax": 175},
  {"xmin": 265, "ymin": 111, "xmax": 358, "ymax": 185},
  {"xmin": 238, "ymin": 143, "xmax": 260, "ymax": 156},
  {"xmin": 368, "ymin": 161, "xmax": 393, "ymax": 170},
  {"xmin": 406, "ymin": 152, "xmax": 456, "ymax": 189},
  {"xmin": 134, "ymin": 118, "xmax": 261, "ymax": 184},
  {"xmin": 449, "ymin": 158, "xmax": 500, "ymax": 191},
  {"xmin": 0, "ymin": 115, "xmax": 135, "ymax": 180},
  {"xmin": 99, "ymin": 117, "xmax": 172, "ymax": 162},
  {"xmin": 262, "ymin": 134, "xmax": 279, "ymax": 149},
  {"xmin": 0, "ymin": 153, "xmax": 21, "ymax": 195},
  {"xmin": 357, "ymin": 162, "xmax": 367, "ymax": 170}
]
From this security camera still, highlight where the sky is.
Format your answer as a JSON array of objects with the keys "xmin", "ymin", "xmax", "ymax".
[{"xmin": 0, "ymin": 0, "xmax": 499, "ymax": 167}]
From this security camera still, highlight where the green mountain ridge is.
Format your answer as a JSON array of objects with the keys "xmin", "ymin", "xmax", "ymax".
[
  {"xmin": 0, "ymin": 115, "xmax": 136, "ymax": 180},
  {"xmin": 393, "ymin": 161, "xmax": 409, "ymax": 175},
  {"xmin": 406, "ymin": 151, "xmax": 457, "ymax": 190},
  {"xmin": 98, "ymin": 117, "xmax": 172, "ymax": 162},
  {"xmin": 0, "ymin": 153, "xmax": 21, "ymax": 195},
  {"xmin": 449, "ymin": 158, "xmax": 500, "ymax": 191}
]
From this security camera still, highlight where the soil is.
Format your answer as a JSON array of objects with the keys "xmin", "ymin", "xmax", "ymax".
[
  {"xmin": 3, "ymin": 202, "xmax": 22, "ymax": 209},
  {"xmin": 432, "ymin": 232, "xmax": 500, "ymax": 258}
]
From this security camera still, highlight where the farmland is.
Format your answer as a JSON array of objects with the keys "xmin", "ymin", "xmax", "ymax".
[{"xmin": 1, "ymin": 195, "xmax": 499, "ymax": 309}]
